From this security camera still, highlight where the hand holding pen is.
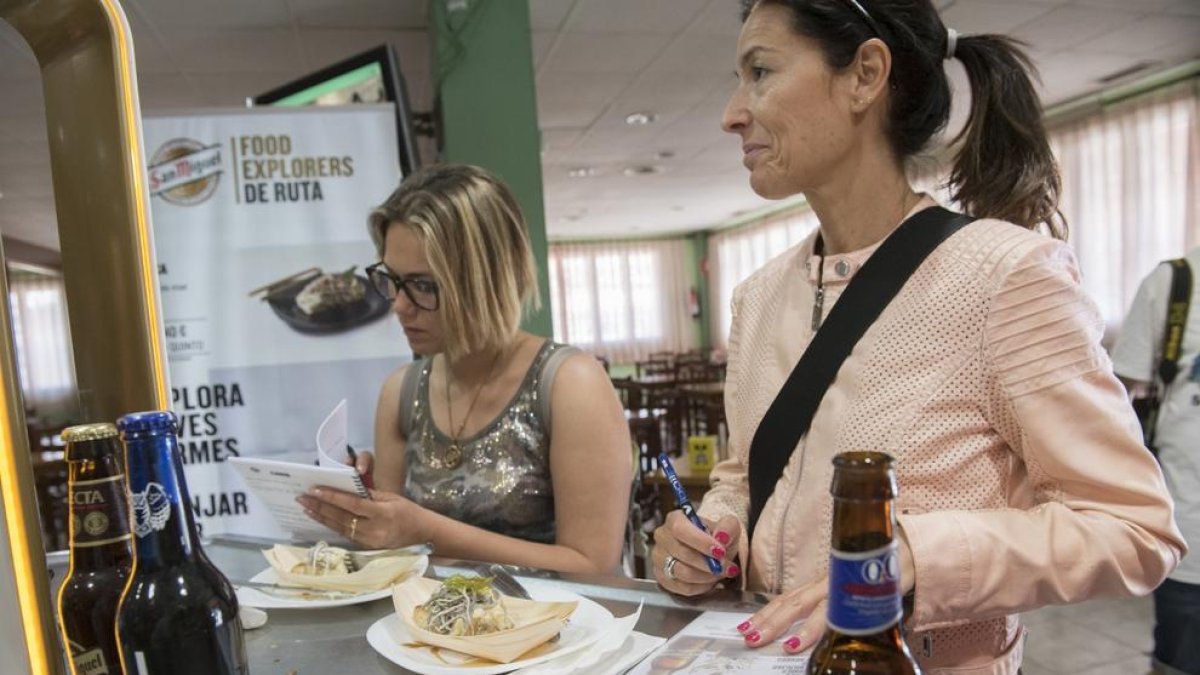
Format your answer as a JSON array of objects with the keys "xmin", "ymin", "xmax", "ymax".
[
  {"xmin": 345, "ymin": 445, "xmax": 375, "ymax": 490},
  {"xmin": 657, "ymin": 449, "xmax": 729, "ymax": 576}
]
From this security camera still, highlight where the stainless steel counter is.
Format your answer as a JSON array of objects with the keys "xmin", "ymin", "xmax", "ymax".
[{"xmin": 204, "ymin": 536, "xmax": 771, "ymax": 674}]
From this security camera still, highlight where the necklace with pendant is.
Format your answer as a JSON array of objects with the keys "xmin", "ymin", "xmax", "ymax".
[{"xmin": 439, "ymin": 348, "xmax": 503, "ymax": 470}]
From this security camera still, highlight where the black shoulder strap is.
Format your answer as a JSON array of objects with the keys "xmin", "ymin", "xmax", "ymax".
[
  {"xmin": 1158, "ymin": 258, "xmax": 1192, "ymax": 387},
  {"xmin": 747, "ymin": 206, "xmax": 976, "ymax": 538}
]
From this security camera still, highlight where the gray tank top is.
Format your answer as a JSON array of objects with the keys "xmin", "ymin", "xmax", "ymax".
[{"xmin": 398, "ymin": 340, "xmax": 579, "ymax": 545}]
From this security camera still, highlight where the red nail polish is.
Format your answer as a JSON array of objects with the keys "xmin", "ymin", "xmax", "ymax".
[
  {"xmin": 745, "ymin": 631, "xmax": 761, "ymax": 643},
  {"xmin": 736, "ymin": 620, "xmax": 752, "ymax": 633},
  {"xmin": 727, "ymin": 564, "xmax": 741, "ymax": 577},
  {"xmin": 784, "ymin": 635, "xmax": 802, "ymax": 651},
  {"xmin": 715, "ymin": 531, "xmax": 731, "ymax": 546},
  {"xmin": 711, "ymin": 546, "xmax": 726, "ymax": 559}
]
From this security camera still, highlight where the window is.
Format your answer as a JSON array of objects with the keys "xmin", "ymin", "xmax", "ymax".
[
  {"xmin": 7, "ymin": 267, "xmax": 78, "ymax": 417},
  {"xmin": 707, "ymin": 207, "xmax": 820, "ymax": 348},
  {"xmin": 549, "ymin": 239, "xmax": 696, "ymax": 363},
  {"xmin": 1050, "ymin": 80, "xmax": 1199, "ymax": 323}
]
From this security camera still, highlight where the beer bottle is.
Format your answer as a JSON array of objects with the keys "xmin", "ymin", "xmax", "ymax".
[
  {"xmin": 114, "ymin": 411, "xmax": 247, "ymax": 675},
  {"xmin": 58, "ymin": 422, "xmax": 134, "ymax": 675},
  {"xmin": 807, "ymin": 451, "xmax": 922, "ymax": 675}
]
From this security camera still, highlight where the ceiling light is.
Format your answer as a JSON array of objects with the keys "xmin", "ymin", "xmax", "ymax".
[
  {"xmin": 567, "ymin": 167, "xmax": 596, "ymax": 178},
  {"xmin": 624, "ymin": 112, "xmax": 657, "ymax": 125},
  {"xmin": 623, "ymin": 165, "xmax": 662, "ymax": 176}
]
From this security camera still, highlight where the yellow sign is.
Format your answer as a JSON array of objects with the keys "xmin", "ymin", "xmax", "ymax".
[{"xmin": 687, "ymin": 435, "xmax": 718, "ymax": 472}]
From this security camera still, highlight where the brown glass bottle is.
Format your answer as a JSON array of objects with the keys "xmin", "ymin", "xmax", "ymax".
[
  {"xmin": 807, "ymin": 452, "xmax": 922, "ymax": 675},
  {"xmin": 57, "ymin": 422, "xmax": 135, "ymax": 675}
]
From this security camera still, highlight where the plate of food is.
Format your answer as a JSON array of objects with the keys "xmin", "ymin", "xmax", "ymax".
[
  {"xmin": 250, "ymin": 266, "xmax": 390, "ymax": 335},
  {"xmin": 366, "ymin": 575, "xmax": 614, "ymax": 675},
  {"xmin": 235, "ymin": 541, "xmax": 428, "ymax": 609}
]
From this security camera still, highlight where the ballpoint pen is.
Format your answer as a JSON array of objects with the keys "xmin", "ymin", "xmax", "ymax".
[
  {"xmin": 345, "ymin": 444, "xmax": 375, "ymax": 490},
  {"xmin": 658, "ymin": 452, "xmax": 724, "ymax": 576}
]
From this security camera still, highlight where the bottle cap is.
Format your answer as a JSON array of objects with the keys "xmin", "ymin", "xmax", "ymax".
[
  {"xmin": 116, "ymin": 411, "xmax": 178, "ymax": 437},
  {"xmin": 61, "ymin": 422, "xmax": 118, "ymax": 443}
]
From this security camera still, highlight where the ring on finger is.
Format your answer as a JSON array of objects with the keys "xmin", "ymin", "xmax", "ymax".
[
  {"xmin": 349, "ymin": 516, "xmax": 359, "ymax": 540},
  {"xmin": 663, "ymin": 555, "xmax": 680, "ymax": 581}
]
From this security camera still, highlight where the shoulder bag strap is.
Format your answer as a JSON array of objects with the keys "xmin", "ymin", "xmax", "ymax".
[
  {"xmin": 747, "ymin": 206, "xmax": 976, "ymax": 538},
  {"xmin": 1158, "ymin": 258, "xmax": 1192, "ymax": 387},
  {"xmin": 1144, "ymin": 259, "xmax": 1192, "ymax": 451}
]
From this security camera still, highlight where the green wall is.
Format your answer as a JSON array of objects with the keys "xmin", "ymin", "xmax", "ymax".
[
  {"xmin": 429, "ymin": 0, "xmax": 552, "ymax": 337},
  {"xmin": 687, "ymin": 231, "xmax": 711, "ymax": 349}
]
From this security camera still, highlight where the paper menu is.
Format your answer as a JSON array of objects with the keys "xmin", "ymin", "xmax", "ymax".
[
  {"xmin": 626, "ymin": 611, "xmax": 810, "ymax": 674},
  {"xmin": 228, "ymin": 398, "xmax": 367, "ymax": 544}
]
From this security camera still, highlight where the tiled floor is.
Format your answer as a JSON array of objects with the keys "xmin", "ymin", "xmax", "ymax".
[{"xmin": 1021, "ymin": 594, "xmax": 1156, "ymax": 675}]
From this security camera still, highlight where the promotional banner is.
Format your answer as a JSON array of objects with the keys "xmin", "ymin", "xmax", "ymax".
[{"xmin": 143, "ymin": 104, "xmax": 410, "ymax": 538}]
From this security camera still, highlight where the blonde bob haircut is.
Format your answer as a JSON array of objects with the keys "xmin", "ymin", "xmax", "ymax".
[{"xmin": 368, "ymin": 163, "xmax": 540, "ymax": 360}]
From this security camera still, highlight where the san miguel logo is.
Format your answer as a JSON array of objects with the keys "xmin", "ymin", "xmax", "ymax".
[{"xmin": 148, "ymin": 138, "xmax": 223, "ymax": 206}]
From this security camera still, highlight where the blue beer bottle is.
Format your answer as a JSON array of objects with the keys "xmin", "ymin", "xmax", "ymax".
[{"xmin": 115, "ymin": 411, "xmax": 247, "ymax": 675}]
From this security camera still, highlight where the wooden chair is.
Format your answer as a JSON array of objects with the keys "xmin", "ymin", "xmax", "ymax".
[
  {"xmin": 32, "ymin": 454, "xmax": 69, "ymax": 551},
  {"xmin": 628, "ymin": 415, "xmax": 663, "ymax": 475},
  {"xmin": 636, "ymin": 356, "xmax": 677, "ymax": 380},
  {"xmin": 626, "ymin": 416, "xmax": 667, "ymax": 577}
]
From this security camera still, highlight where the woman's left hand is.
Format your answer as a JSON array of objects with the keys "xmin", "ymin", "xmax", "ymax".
[
  {"xmin": 297, "ymin": 487, "xmax": 426, "ymax": 550},
  {"xmin": 739, "ymin": 532, "xmax": 916, "ymax": 654}
]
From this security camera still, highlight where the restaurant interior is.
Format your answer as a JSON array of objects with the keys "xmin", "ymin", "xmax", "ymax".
[{"xmin": 0, "ymin": 1, "xmax": 1197, "ymax": 674}]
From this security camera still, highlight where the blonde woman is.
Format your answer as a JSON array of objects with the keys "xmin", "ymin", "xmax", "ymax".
[{"xmin": 300, "ymin": 164, "xmax": 631, "ymax": 574}]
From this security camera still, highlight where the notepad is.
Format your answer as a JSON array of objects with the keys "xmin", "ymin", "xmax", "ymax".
[{"xmin": 229, "ymin": 399, "xmax": 369, "ymax": 544}]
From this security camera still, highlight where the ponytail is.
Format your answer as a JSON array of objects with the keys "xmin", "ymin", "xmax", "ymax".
[{"xmin": 949, "ymin": 35, "xmax": 1067, "ymax": 240}]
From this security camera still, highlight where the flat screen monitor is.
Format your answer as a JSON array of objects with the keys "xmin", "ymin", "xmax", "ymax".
[{"xmin": 253, "ymin": 45, "xmax": 420, "ymax": 175}]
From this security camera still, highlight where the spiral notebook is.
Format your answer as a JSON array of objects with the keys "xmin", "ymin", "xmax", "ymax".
[{"xmin": 228, "ymin": 399, "xmax": 369, "ymax": 544}]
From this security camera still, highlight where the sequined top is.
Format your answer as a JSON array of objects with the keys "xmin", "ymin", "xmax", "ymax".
[{"xmin": 400, "ymin": 340, "xmax": 577, "ymax": 545}]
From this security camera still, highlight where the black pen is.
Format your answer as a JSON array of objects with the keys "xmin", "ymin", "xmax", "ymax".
[
  {"xmin": 346, "ymin": 444, "xmax": 374, "ymax": 490},
  {"xmin": 658, "ymin": 452, "xmax": 723, "ymax": 575}
]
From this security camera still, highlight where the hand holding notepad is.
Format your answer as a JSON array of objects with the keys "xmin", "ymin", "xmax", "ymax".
[{"xmin": 229, "ymin": 399, "xmax": 371, "ymax": 544}]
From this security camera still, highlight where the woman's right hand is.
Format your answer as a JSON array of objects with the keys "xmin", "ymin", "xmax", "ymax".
[
  {"xmin": 652, "ymin": 511, "xmax": 742, "ymax": 595},
  {"xmin": 346, "ymin": 448, "xmax": 374, "ymax": 477}
]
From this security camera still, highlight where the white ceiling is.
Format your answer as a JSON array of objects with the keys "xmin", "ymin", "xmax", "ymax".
[{"xmin": 0, "ymin": 0, "xmax": 1197, "ymax": 251}]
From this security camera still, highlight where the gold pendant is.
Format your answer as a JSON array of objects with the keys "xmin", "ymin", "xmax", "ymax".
[{"xmin": 440, "ymin": 443, "xmax": 463, "ymax": 470}]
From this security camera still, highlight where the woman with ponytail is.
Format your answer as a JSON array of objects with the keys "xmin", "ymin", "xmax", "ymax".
[{"xmin": 651, "ymin": 1, "xmax": 1185, "ymax": 671}]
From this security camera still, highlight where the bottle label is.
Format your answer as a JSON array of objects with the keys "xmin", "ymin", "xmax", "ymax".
[
  {"xmin": 68, "ymin": 474, "xmax": 133, "ymax": 548},
  {"xmin": 71, "ymin": 645, "xmax": 110, "ymax": 674},
  {"xmin": 827, "ymin": 542, "xmax": 903, "ymax": 635},
  {"xmin": 130, "ymin": 481, "xmax": 173, "ymax": 538}
]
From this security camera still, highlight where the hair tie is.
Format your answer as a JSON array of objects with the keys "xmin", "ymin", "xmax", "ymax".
[{"xmin": 945, "ymin": 28, "xmax": 959, "ymax": 60}]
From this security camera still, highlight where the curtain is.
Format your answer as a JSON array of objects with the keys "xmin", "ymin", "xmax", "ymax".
[
  {"xmin": 7, "ymin": 268, "xmax": 78, "ymax": 416},
  {"xmin": 707, "ymin": 207, "xmax": 820, "ymax": 349},
  {"xmin": 1050, "ymin": 80, "xmax": 1199, "ymax": 323},
  {"xmin": 549, "ymin": 239, "xmax": 697, "ymax": 363}
]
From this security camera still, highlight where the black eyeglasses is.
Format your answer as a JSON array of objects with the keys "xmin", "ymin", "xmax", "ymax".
[{"xmin": 364, "ymin": 262, "xmax": 440, "ymax": 311}]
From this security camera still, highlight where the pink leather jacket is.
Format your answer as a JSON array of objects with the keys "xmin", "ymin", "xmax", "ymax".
[{"xmin": 698, "ymin": 205, "xmax": 1186, "ymax": 674}]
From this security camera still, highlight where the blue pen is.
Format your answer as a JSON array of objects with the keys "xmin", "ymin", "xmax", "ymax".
[{"xmin": 658, "ymin": 452, "xmax": 724, "ymax": 576}]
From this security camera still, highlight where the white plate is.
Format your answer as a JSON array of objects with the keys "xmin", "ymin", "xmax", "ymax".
[
  {"xmin": 236, "ymin": 567, "xmax": 393, "ymax": 609},
  {"xmin": 366, "ymin": 579, "xmax": 614, "ymax": 675}
]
